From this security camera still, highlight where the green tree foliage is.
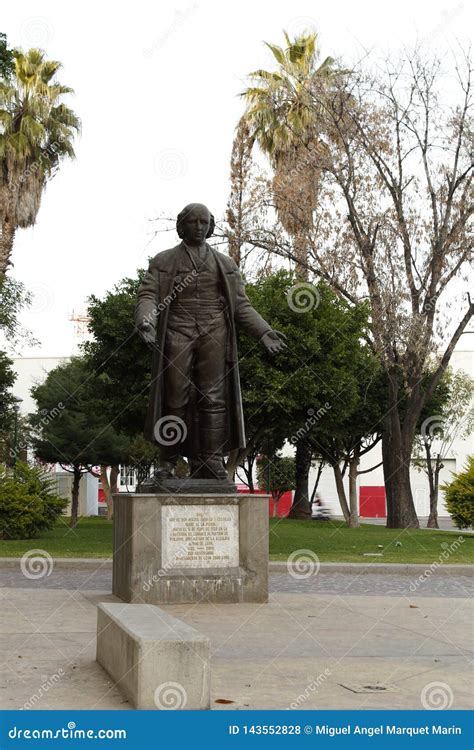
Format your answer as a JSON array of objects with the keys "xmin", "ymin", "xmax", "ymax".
[
  {"xmin": 0, "ymin": 47, "xmax": 80, "ymax": 273},
  {"xmin": 256, "ymin": 454, "xmax": 296, "ymax": 516},
  {"xmin": 0, "ymin": 33, "xmax": 14, "ymax": 80},
  {"xmin": 0, "ymin": 349, "xmax": 15, "ymax": 420},
  {"xmin": 236, "ymin": 270, "xmax": 377, "ymax": 518},
  {"xmin": 0, "ymin": 274, "xmax": 36, "ymax": 347},
  {"xmin": 0, "ymin": 461, "xmax": 68, "ymax": 539},
  {"xmin": 30, "ymin": 357, "xmax": 129, "ymax": 526},
  {"xmin": 442, "ymin": 456, "xmax": 474, "ymax": 530},
  {"xmin": 82, "ymin": 272, "xmax": 151, "ymax": 437}
]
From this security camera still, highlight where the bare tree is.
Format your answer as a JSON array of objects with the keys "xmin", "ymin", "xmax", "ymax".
[{"xmin": 239, "ymin": 48, "xmax": 473, "ymax": 528}]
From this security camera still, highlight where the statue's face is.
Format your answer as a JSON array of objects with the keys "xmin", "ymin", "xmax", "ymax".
[{"xmin": 181, "ymin": 205, "xmax": 211, "ymax": 245}]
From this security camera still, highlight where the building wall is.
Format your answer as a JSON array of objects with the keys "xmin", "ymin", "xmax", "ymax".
[
  {"xmin": 12, "ymin": 356, "xmax": 70, "ymax": 414},
  {"xmin": 11, "ymin": 356, "xmax": 98, "ymax": 517},
  {"xmin": 55, "ymin": 471, "xmax": 99, "ymax": 517}
]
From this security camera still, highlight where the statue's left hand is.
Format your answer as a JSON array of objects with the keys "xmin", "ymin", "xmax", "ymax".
[{"xmin": 260, "ymin": 330, "xmax": 288, "ymax": 356}]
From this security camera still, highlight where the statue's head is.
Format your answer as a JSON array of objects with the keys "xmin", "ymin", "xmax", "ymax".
[{"xmin": 176, "ymin": 203, "xmax": 215, "ymax": 245}]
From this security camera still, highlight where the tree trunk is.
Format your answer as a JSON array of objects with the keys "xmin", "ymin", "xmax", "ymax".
[
  {"xmin": 348, "ymin": 454, "xmax": 360, "ymax": 528},
  {"xmin": 333, "ymin": 462, "xmax": 350, "ymax": 523},
  {"xmin": 382, "ymin": 414, "xmax": 419, "ymax": 528},
  {"xmin": 427, "ymin": 454, "xmax": 441, "ymax": 529},
  {"xmin": 0, "ymin": 220, "xmax": 16, "ymax": 275},
  {"xmin": 242, "ymin": 454, "xmax": 255, "ymax": 492},
  {"xmin": 109, "ymin": 465, "xmax": 119, "ymax": 520},
  {"xmin": 100, "ymin": 464, "xmax": 113, "ymax": 520},
  {"xmin": 70, "ymin": 467, "xmax": 82, "ymax": 528},
  {"xmin": 309, "ymin": 460, "xmax": 324, "ymax": 504},
  {"xmin": 288, "ymin": 437, "xmax": 312, "ymax": 519},
  {"xmin": 226, "ymin": 448, "xmax": 240, "ymax": 480}
]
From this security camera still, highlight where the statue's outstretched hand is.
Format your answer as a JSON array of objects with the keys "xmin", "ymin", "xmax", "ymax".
[
  {"xmin": 138, "ymin": 321, "xmax": 157, "ymax": 347},
  {"xmin": 261, "ymin": 330, "xmax": 288, "ymax": 356}
]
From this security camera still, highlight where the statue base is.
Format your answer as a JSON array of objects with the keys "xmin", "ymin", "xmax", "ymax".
[
  {"xmin": 136, "ymin": 477, "xmax": 237, "ymax": 494},
  {"xmin": 112, "ymin": 493, "xmax": 269, "ymax": 604}
]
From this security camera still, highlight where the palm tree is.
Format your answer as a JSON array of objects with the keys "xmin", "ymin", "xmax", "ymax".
[
  {"xmin": 242, "ymin": 32, "xmax": 339, "ymax": 519},
  {"xmin": 0, "ymin": 48, "xmax": 80, "ymax": 274},
  {"xmin": 242, "ymin": 31, "xmax": 335, "ymax": 277}
]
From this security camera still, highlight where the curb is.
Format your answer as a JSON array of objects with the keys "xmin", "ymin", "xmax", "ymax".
[
  {"xmin": 269, "ymin": 561, "xmax": 473, "ymax": 576},
  {"xmin": 0, "ymin": 558, "xmax": 471, "ymax": 576},
  {"xmin": 0, "ymin": 557, "xmax": 113, "ymax": 570}
]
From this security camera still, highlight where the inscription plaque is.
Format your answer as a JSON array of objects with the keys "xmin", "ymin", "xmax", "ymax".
[{"xmin": 162, "ymin": 505, "xmax": 239, "ymax": 569}]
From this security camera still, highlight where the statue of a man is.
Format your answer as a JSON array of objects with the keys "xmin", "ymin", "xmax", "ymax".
[{"xmin": 135, "ymin": 203, "xmax": 286, "ymax": 482}]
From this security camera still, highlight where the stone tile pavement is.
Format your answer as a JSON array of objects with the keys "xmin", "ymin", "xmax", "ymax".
[{"xmin": 0, "ymin": 570, "xmax": 472, "ymax": 710}]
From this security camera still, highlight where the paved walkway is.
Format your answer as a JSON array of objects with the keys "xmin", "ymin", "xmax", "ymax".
[
  {"xmin": 0, "ymin": 567, "xmax": 471, "ymax": 598},
  {"xmin": 0, "ymin": 570, "xmax": 472, "ymax": 711}
]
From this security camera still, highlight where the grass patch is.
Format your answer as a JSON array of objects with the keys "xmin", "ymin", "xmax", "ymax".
[
  {"xmin": 0, "ymin": 516, "xmax": 112, "ymax": 558},
  {"xmin": 269, "ymin": 518, "xmax": 472, "ymax": 564},
  {"xmin": 0, "ymin": 516, "xmax": 471, "ymax": 564}
]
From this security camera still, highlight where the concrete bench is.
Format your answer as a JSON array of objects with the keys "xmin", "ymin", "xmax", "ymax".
[{"xmin": 96, "ymin": 602, "xmax": 210, "ymax": 709}]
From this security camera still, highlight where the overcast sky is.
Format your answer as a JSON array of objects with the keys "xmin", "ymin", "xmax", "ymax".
[{"xmin": 2, "ymin": 0, "xmax": 471, "ymax": 357}]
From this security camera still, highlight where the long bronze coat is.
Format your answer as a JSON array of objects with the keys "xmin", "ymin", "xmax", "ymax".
[{"xmin": 135, "ymin": 243, "xmax": 272, "ymax": 453}]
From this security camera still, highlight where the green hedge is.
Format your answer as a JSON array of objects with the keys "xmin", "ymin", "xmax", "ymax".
[
  {"xmin": 442, "ymin": 456, "xmax": 474, "ymax": 529},
  {"xmin": 0, "ymin": 462, "xmax": 68, "ymax": 540}
]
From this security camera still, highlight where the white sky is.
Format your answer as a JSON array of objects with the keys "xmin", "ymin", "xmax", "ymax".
[{"xmin": 2, "ymin": 0, "xmax": 472, "ymax": 356}]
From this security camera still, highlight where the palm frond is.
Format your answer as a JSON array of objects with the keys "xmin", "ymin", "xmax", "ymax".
[{"xmin": 264, "ymin": 42, "xmax": 286, "ymax": 66}]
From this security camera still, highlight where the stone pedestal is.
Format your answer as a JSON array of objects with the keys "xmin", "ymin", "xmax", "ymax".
[{"xmin": 112, "ymin": 493, "xmax": 269, "ymax": 604}]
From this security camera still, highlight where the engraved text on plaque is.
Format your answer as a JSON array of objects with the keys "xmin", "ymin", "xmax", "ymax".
[{"xmin": 162, "ymin": 505, "xmax": 239, "ymax": 569}]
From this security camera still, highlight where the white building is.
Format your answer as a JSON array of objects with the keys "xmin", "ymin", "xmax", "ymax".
[{"xmin": 11, "ymin": 355, "xmax": 99, "ymax": 516}]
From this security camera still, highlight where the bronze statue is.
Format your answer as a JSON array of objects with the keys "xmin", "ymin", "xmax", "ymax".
[{"xmin": 135, "ymin": 203, "xmax": 286, "ymax": 485}]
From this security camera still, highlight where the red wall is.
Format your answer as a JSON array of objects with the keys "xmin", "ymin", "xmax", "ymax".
[
  {"xmin": 236, "ymin": 486, "xmax": 293, "ymax": 517},
  {"xmin": 359, "ymin": 486, "xmax": 386, "ymax": 517}
]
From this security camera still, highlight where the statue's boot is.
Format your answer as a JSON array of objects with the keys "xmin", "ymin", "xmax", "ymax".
[
  {"xmin": 153, "ymin": 407, "xmax": 187, "ymax": 479},
  {"xmin": 153, "ymin": 458, "xmax": 177, "ymax": 480},
  {"xmin": 139, "ymin": 455, "xmax": 177, "ymax": 488},
  {"xmin": 197, "ymin": 409, "xmax": 228, "ymax": 480}
]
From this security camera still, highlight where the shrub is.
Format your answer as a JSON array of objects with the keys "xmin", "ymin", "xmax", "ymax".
[
  {"xmin": 442, "ymin": 456, "xmax": 474, "ymax": 529},
  {"xmin": 0, "ymin": 462, "xmax": 68, "ymax": 539}
]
